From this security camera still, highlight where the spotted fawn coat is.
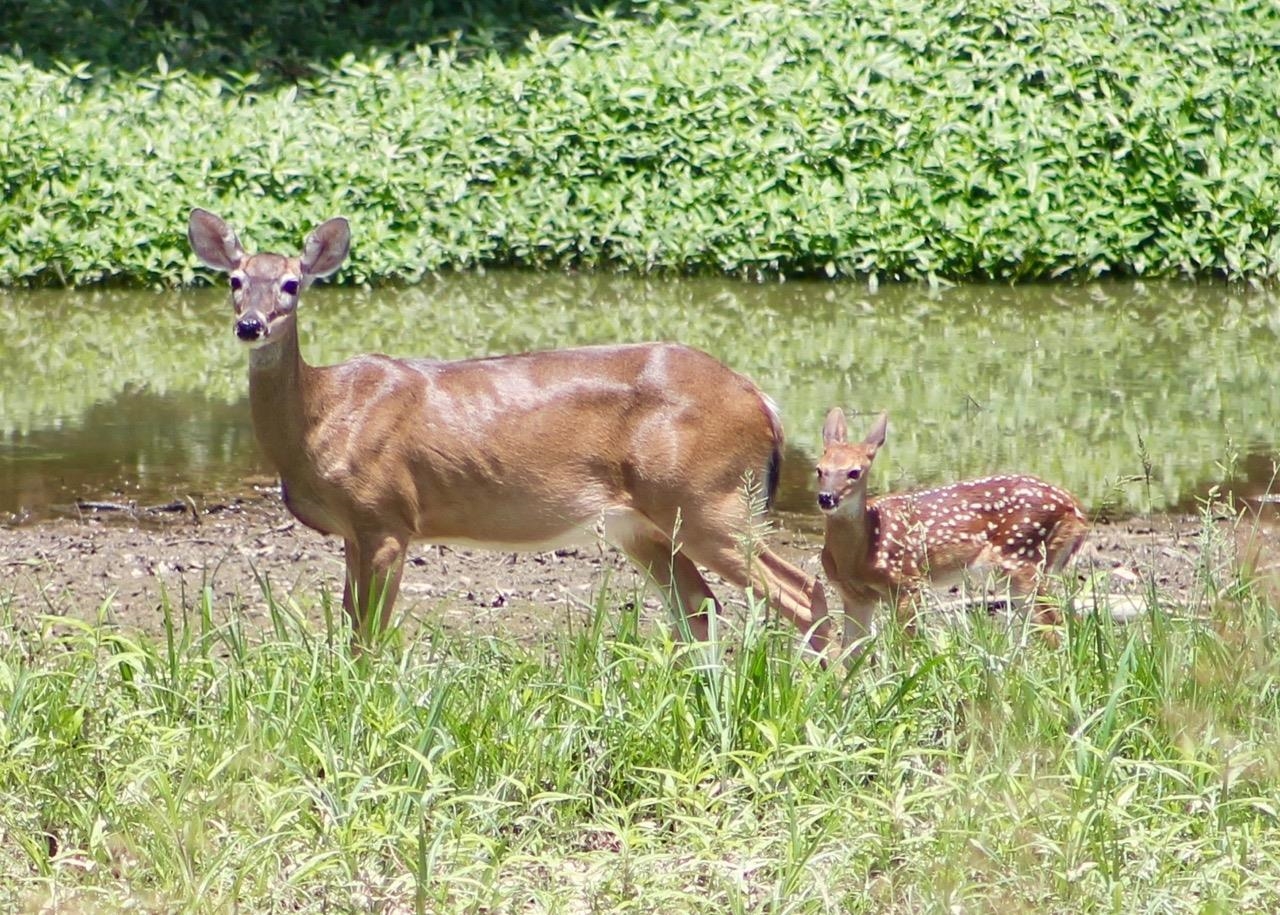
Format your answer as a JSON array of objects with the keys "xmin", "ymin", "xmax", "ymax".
[{"xmin": 816, "ymin": 409, "xmax": 1088, "ymax": 646}]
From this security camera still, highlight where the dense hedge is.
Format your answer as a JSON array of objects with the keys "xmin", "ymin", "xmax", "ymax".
[
  {"xmin": 3, "ymin": 0, "xmax": 1279, "ymax": 285},
  {"xmin": 0, "ymin": 0, "xmax": 583, "ymax": 75}
]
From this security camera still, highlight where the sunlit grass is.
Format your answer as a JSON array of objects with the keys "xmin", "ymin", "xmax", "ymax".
[{"xmin": 2, "ymin": 512, "xmax": 1279, "ymax": 912}]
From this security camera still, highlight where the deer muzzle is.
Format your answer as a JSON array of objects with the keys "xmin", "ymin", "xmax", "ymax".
[{"xmin": 235, "ymin": 315, "xmax": 266, "ymax": 342}]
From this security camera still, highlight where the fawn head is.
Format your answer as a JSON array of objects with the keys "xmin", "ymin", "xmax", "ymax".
[
  {"xmin": 188, "ymin": 209, "xmax": 350, "ymax": 350},
  {"xmin": 816, "ymin": 408, "xmax": 888, "ymax": 516}
]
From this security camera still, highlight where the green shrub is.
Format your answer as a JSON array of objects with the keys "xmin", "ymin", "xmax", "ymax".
[
  {"xmin": 2, "ymin": 0, "xmax": 1279, "ymax": 285},
  {"xmin": 0, "ymin": 0, "xmax": 582, "ymax": 74}
]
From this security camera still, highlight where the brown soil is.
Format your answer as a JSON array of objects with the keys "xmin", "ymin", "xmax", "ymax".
[{"xmin": 2, "ymin": 485, "xmax": 1274, "ymax": 646}]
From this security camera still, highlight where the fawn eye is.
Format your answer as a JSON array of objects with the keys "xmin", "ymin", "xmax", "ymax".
[
  {"xmin": 229, "ymin": 276, "xmax": 243, "ymax": 291},
  {"xmin": 281, "ymin": 279, "xmax": 300, "ymax": 296},
  {"xmin": 847, "ymin": 468, "xmax": 861, "ymax": 480}
]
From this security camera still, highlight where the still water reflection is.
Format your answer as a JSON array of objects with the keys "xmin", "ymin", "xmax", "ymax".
[{"xmin": 1, "ymin": 275, "xmax": 1276, "ymax": 524}]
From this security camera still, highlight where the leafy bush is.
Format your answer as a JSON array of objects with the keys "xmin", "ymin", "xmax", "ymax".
[
  {"xmin": 0, "ymin": 0, "xmax": 590, "ymax": 74},
  {"xmin": 2, "ymin": 0, "xmax": 1279, "ymax": 284}
]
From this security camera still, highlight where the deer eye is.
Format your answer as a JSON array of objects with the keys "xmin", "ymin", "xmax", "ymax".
[
  {"xmin": 281, "ymin": 279, "xmax": 300, "ymax": 296},
  {"xmin": 847, "ymin": 468, "xmax": 861, "ymax": 480},
  {"xmin": 229, "ymin": 276, "xmax": 243, "ymax": 291}
]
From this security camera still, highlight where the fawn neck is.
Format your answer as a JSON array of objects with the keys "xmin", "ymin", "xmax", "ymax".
[{"xmin": 822, "ymin": 493, "xmax": 880, "ymax": 574}]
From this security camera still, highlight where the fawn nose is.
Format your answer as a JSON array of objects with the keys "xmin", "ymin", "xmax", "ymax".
[
  {"xmin": 235, "ymin": 316, "xmax": 265, "ymax": 342},
  {"xmin": 817, "ymin": 492, "xmax": 837, "ymax": 511}
]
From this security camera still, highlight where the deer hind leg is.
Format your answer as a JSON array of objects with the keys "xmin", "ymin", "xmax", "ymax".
[
  {"xmin": 1005, "ymin": 559, "xmax": 1061, "ymax": 629},
  {"xmin": 1044, "ymin": 514, "xmax": 1089, "ymax": 574},
  {"xmin": 1016, "ymin": 516, "xmax": 1089, "ymax": 632},
  {"xmin": 684, "ymin": 533, "xmax": 833, "ymax": 659},
  {"xmin": 754, "ymin": 547, "xmax": 832, "ymax": 653},
  {"xmin": 343, "ymin": 532, "xmax": 409, "ymax": 645},
  {"xmin": 890, "ymin": 584, "xmax": 923, "ymax": 636},
  {"xmin": 605, "ymin": 514, "xmax": 720, "ymax": 641}
]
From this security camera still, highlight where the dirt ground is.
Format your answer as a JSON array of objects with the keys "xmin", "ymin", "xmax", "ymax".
[{"xmin": 2, "ymin": 485, "xmax": 1276, "ymax": 647}]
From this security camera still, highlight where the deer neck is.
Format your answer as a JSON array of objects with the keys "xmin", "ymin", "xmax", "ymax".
[
  {"xmin": 245, "ymin": 325, "xmax": 315, "ymax": 476},
  {"xmin": 823, "ymin": 496, "xmax": 877, "ymax": 578}
]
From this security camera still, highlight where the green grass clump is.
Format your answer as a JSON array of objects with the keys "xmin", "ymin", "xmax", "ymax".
[
  {"xmin": 2, "ymin": 562, "xmax": 1280, "ymax": 912},
  {"xmin": 3, "ymin": 0, "xmax": 1280, "ymax": 285}
]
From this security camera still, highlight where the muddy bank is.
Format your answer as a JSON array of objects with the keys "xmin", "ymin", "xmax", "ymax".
[{"xmin": 0, "ymin": 487, "xmax": 1269, "ymax": 646}]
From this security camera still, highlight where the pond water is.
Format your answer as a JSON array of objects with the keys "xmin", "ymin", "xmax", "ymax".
[{"xmin": 1, "ymin": 274, "xmax": 1276, "ymax": 527}]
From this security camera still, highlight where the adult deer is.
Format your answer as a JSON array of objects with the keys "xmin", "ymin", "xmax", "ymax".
[
  {"xmin": 187, "ymin": 209, "xmax": 832, "ymax": 654},
  {"xmin": 816, "ymin": 408, "xmax": 1087, "ymax": 646}
]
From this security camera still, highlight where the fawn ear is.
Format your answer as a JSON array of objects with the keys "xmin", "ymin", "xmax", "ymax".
[
  {"xmin": 300, "ymin": 217, "xmax": 351, "ymax": 281},
  {"xmin": 863, "ymin": 411, "xmax": 888, "ymax": 451},
  {"xmin": 188, "ymin": 208, "xmax": 245, "ymax": 273},
  {"xmin": 822, "ymin": 407, "xmax": 848, "ymax": 446}
]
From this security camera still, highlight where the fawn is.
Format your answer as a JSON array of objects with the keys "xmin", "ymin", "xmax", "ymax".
[{"xmin": 816, "ymin": 408, "xmax": 1088, "ymax": 646}]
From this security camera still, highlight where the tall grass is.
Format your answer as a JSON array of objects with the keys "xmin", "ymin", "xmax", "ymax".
[{"xmin": 3, "ymin": 527, "xmax": 1280, "ymax": 912}]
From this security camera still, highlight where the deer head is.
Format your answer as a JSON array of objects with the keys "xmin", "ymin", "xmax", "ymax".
[
  {"xmin": 187, "ymin": 208, "xmax": 350, "ymax": 351},
  {"xmin": 816, "ymin": 408, "xmax": 887, "ymax": 517}
]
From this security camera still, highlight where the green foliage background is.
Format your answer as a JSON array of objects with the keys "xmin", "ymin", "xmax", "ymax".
[{"xmin": 3, "ymin": 0, "xmax": 1279, "ymax": 285}]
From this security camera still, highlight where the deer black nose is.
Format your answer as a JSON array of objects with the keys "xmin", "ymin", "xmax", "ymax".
[
  {"xmin": 817, "ymin": 492, "xmax": 837, "ymax": 511},
  {"xmin": 235, "ymin": 317, "xmax": 265, "ymax": 341}
]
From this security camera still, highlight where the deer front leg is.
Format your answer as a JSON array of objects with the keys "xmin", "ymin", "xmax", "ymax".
[
  {"xmin": 833, "ymin": 581, "xmax": 877, "ymax": 653},
  {"xmin": 343, "ymin": 533, "xmax": 409, "ymax": 646}
]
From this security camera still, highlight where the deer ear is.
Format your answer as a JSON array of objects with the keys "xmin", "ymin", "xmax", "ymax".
[
  {"xmin": 188, "ymin": 208, "xmax": 245, "ymax": 273},
  {"xmin": 300, "ymin": 217, "xmax": 350, "ymax": 280},
  {"xmin": 822, "ymin": 407, "xmax": 848, "ymax": 446},
  {"xmin": 863, "ymin": 411, "xmax": 889, "ymax": 450}
]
